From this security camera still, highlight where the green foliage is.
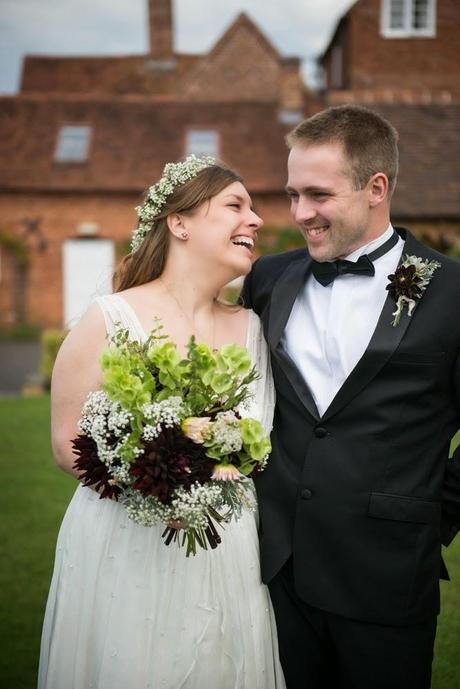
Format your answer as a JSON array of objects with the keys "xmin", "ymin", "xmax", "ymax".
[
  {"xmin": 239, "ymin": 418, "xmax": 272, "ymax": 464},
  {"xmin": 220, "ymin": 286, "xmax": 240, "ymax": 305},
  {"xmin": 257, "ymin": 226, "xmax": 305, "ymax": 255},
  {"xmin": 115, "ymin": 237, "xmax": 132, "ymax": 258},
  {"xmin": 101, "ymin": 327, "xmax": 258, "ymax": 419},
  {"xmin": 0, "ymin": 232, "xmax": 29, "ymax": 267},
  {"xmin": 0, "ymin": 396, "xmax": 75, "ymax": 688},
  {"xmin": 97, "ymin": 326, "xmax": 265, "ymax": 472},
  {"xmin": 40, "ymin": 329, "xmax": 67, "ymax": 389},
  {"xmin": 0, "ymin": 322, "xmax": 42, "ymax": 341},
  {"xmin": 0, "ymin": 396, "xmax": 459, "ymax": 688}
]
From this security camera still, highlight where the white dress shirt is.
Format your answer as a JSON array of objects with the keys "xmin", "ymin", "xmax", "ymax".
[{"xmin": 283, "ymin": 225, "xmax": 404, "ymax": 417}]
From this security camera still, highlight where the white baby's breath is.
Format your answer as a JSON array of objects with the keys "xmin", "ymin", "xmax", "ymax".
[
  {"xmin": 131, "ymin": 155, "xmax": 216, "ymax": 251},
  {"xmin": 211, "ymin": 411, "xmax": 243, "ymax": 454}
]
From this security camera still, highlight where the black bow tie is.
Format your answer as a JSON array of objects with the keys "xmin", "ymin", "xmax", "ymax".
[{"xmin": 311, "ymin": 230, "xmax": 399, "ymax": 287}]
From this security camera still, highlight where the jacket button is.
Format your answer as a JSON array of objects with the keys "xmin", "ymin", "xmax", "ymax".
[
  {"xmin": 314, "ymin": 426, "xmax": 327, "ymax": 438},
  {"xmin": 300, "ymin": 488, "xmax": 313, "ymax": 500}
]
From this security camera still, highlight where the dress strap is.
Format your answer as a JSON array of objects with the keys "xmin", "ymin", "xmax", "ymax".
[
  {"xmin": 243, "ymin": 310, "xmax": 275, "ymax": 436},
  {"xmin": 94, "ymin": 294, "xmax": 146, "ymax": 342}
]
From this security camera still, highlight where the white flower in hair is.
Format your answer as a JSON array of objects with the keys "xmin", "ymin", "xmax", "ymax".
[{"xmin": 131, "ymin": 154, "xmax": 217, "ymax": 251}]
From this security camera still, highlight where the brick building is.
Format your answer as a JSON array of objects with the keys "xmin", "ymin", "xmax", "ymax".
[
  {"xmin": 0, "ymin": 0, "xmax": 308, "ymax": 329},
  {"xmin": 0, "ymin": 0, "xmax": 459, "ymax": 330},
  {"xmin": 319, "ymin": 0, "xmax": 460, "ymax": 247},
  {"xmin": 321, "ymin": 0, "xmax": 460, "ymax": 102}
]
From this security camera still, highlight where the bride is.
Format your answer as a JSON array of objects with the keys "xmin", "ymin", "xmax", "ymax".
[{"xmin": 38, "ymin": 156, "xmax": 285, "ymax": 689}]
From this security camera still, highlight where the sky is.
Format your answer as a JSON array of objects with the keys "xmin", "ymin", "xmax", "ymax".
[{"xmin": 0, "ymin": 0, "xmax": 355, "ymax": 93}]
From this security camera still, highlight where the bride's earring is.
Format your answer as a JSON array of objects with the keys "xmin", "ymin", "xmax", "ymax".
[{"xmin": 181, "ymin": 232, "xmax": 189, "ymax": 240}]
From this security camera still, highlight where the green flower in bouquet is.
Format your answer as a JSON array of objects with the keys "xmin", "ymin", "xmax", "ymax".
[
  {"xmin": 147, "ymin": 341, "xmax": 188, "ymax": 394},
  {"xmin": 184, "ymin": 412, "xmax": 272, "ymax": 478},
  {"xmin": 72, "ymin": 322, "xmax": 272, "ymax": 556},
  {"xmin": 215, "ymin": 343, "xmax": 252, "ymax": 377},
  {"xmin": 240, "ymin": 418, "xmax": 272, "ymax": 465},
  {"xmin": 101, "ymin": 348, "xmax": 154, "ymax": 410}
]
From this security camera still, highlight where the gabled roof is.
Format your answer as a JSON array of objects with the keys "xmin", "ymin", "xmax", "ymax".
[
  {"xmin": 20, "ymin": 53, "xmax": 200, "ymax": 95},
  {"xmin": 207, "ymin": 12, "xmax": 281, "ymax": 63},
  {"xmin": 375, "ymin": 103, "xmax": 460, "ymax": 218},
  {"xmin": 177, "ymin": 11, "xmax": 287, "ymax": 103},
  {"xmin": 0, "ymin": 95, "xmax": 289, "ymax": 194}
]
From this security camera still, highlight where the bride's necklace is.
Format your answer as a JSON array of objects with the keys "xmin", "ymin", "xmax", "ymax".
[{"xmin": 160, "ymin": 278, "xmax": 217, "ymax": 351}]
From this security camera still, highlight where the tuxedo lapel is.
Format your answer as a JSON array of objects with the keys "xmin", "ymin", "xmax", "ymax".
[
  {"xmin": 268, "ymin": 255, "xmax": 311, "ymax": 348},
  {"xmin": 268, "ymin": 254, "xmax": 320, "ymax": 421},
  {"xmin": 321, "ymin": 229, "xmax": 438, "ymax": 422}
]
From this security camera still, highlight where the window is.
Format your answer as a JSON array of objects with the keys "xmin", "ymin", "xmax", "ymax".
[
  {"xmin": 278, "ymin": 110, "xmax": 304, "ymax": 125},
  {"xmin": 185, "ymin": 130, "xmax": 219, "ymax": 158},
  {"xmin": 54, "ymin": 125, "xmax": 92, "ymax": 162},
  {"xmin": 381, "ymin": 0, "xmax": 436, "ymax": 37},
  {"xmin": 330, "ymin": 45, "xmax": 344, "ymax": 89}
]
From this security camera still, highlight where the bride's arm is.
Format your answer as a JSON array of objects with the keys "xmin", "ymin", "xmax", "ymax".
[{"xmin": 50, "ymin": 303, "xmax": 108, "ymax": 479}]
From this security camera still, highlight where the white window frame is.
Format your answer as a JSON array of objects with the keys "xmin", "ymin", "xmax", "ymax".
[
  {"xmin": 54, "ymin": 125, "xmax": 92, "ymax": 163},
  {"xmin": 185, "ymin": 129, "xmax": 219, "ymax": 158},
  {"xmin": 381, "ymin": 0, "xmax": 436, "ymax": 38}
]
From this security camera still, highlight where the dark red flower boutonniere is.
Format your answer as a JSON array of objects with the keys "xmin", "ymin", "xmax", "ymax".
[{"xmin": 386, "ymin": 255, "xmax": 441, "ymax": 327}]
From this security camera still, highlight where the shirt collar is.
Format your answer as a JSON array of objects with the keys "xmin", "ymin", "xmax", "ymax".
[{"xmin": 344, "ymin": 224, "xmax": 394, "ymax": 262}]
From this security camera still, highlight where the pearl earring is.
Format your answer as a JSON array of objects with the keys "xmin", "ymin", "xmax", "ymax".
[{"xmin": 181, "ymin": 232, "xmax": 189, "ymax": 240}]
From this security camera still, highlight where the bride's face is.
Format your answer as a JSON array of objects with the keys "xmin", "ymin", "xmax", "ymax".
[{"xmin": 181, "ymin": 181, "xmax": 263, "ymax": 279}]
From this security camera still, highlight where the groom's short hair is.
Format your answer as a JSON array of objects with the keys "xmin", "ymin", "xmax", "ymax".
[{"xmin": 286, "ymin": 105, "xmax": 399, "ymax": 196}]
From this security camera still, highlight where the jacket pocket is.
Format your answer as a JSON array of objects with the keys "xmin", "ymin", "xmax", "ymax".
[{"xmin": 368, "ymin": 492, "xmax": 441, "ymax": 525}]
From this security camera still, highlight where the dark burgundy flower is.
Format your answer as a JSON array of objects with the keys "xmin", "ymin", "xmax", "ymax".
[
  {"xmin": 129, "ymin": 426, "xmax": 215, "ymax": 503},
  {"xmin": 72, "ymin": 434, "xmax": 122, "ymax": 500},
  {"xmin": 386, "ymin": 264, "xmax": 423, "ymax": 301}
]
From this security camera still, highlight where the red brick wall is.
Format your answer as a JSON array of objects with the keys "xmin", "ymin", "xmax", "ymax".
[
  {"xmin": 0, "ymin": 190, "xmax": 294, "ymax": 328},
  {"xmin": 324, "ymin": 0, "xmax": 460, "ymax": 100},
  {"xmin": 179, "ymin": 22, "xmax": 282, "ymax": 103},
  {"xmin": 148, "ymin": 0, "xmax": 174, "ymax": 60},
  {"xmin": 0, "ymin": 193, "xmax": 138, "ymax": 327}
]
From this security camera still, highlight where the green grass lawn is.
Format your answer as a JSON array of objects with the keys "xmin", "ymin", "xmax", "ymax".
[{"xmin": 0, "ymin": 397, "xmax": 459, "ymax": 688}]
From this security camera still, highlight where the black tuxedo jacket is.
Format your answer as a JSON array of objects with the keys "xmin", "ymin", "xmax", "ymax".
[{"xmin": 242, "ymin": 228, "xmax": 460, "ymax": 626}]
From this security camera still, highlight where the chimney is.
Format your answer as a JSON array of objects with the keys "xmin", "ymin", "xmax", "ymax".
[{"xmin": 148, "ymin": 0, "xmax": 174, "ymax": 61}]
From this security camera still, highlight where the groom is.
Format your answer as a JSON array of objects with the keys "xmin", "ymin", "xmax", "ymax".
[{"xmin": 242, "ymin": 105, "xmax": 460, "ymax": 689}]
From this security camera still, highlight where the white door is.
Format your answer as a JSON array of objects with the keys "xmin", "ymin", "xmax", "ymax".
[{"xmin": 63, "ymin": 238, "xmax": 114, "ymax": 328}]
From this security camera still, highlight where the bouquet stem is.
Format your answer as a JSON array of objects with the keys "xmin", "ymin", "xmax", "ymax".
[{"xmin": 161, "ymin": 507, "xmax": 227, "ymax": 557}]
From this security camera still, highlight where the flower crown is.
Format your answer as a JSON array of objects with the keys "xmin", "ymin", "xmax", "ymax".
[{"xmin": 131, "ymin": 154, "xmax": 217, "ymax": 251}]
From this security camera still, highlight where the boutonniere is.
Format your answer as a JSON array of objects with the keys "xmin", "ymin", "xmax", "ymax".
[{"xmin": 386, "ymin": 255, "xmax": 441, "ymax": 327}]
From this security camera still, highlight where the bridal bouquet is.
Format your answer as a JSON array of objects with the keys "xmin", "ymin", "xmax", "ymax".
[{"xmin": 71, "ymin": 325, "xmax": 271, "ymax": 556}]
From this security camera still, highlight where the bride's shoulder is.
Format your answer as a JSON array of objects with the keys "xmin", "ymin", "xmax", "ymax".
[{"xmin": 109, "ymin": 282, "xmax": 161, "ymax": 307}]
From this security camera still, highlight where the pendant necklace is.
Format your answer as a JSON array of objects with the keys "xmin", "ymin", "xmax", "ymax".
[{"xmin": 160, "ymin": 278, "xmax": 217, "ymax": 351}]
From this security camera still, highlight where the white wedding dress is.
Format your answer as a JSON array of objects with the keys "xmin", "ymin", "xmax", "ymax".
[{"xmin": 38, "ymin": 294, "xmax": 285, "ymax": 689}]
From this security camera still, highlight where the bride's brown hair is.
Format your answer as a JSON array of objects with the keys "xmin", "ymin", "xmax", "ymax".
[{"xmin": 114, "ymin": 164, "xmax": 243, "ymax": 292}]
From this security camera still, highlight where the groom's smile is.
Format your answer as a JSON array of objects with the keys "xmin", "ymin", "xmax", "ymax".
[{"xmin": 286, "ymin": 142, "xmax": 385, "ymax": 262}]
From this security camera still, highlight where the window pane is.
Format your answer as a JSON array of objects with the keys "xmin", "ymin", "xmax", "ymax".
[
  {"xmin": 389, "ymin": 0, "xmax": 406, "ymax": 29},
  {"xmin": 413, "ymin": 0, "xmax": 429, "ymax": 28},
  {"xmin": 54, "ymin": 125, "xmax": 91, "ymax": 162},
  {"xmin": 278, "ymin": 110, "xmax": 304, "ymax": 125},
  {"xmin": 185, "ymin": 130, "xmax": 219, "ymax": 157}
]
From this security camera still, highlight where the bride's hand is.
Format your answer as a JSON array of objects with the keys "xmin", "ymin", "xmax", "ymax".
[{"xmin": 167, "ymin": 519, "xmax": 185, "ymax": 530}]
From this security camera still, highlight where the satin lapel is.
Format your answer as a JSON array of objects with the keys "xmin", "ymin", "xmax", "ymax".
[
  {"xmin": 268, "ymin": 255, "xmax": 311, "ymax": 348},
  {"xmin": 275, "ymin": 346, "xmax": 320, "ymax": 421},
  {"xmin": 267, "ymin": 254, "xmax": 320, "ymax": 421},
  {"xmin": 321, "ymin": 229, "xmax": 432, "ymax": 422}
]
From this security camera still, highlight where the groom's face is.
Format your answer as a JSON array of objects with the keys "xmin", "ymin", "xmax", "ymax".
[{"xmin": 286, "ymin": 142, "xmax": 374, "ymax": 262}]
